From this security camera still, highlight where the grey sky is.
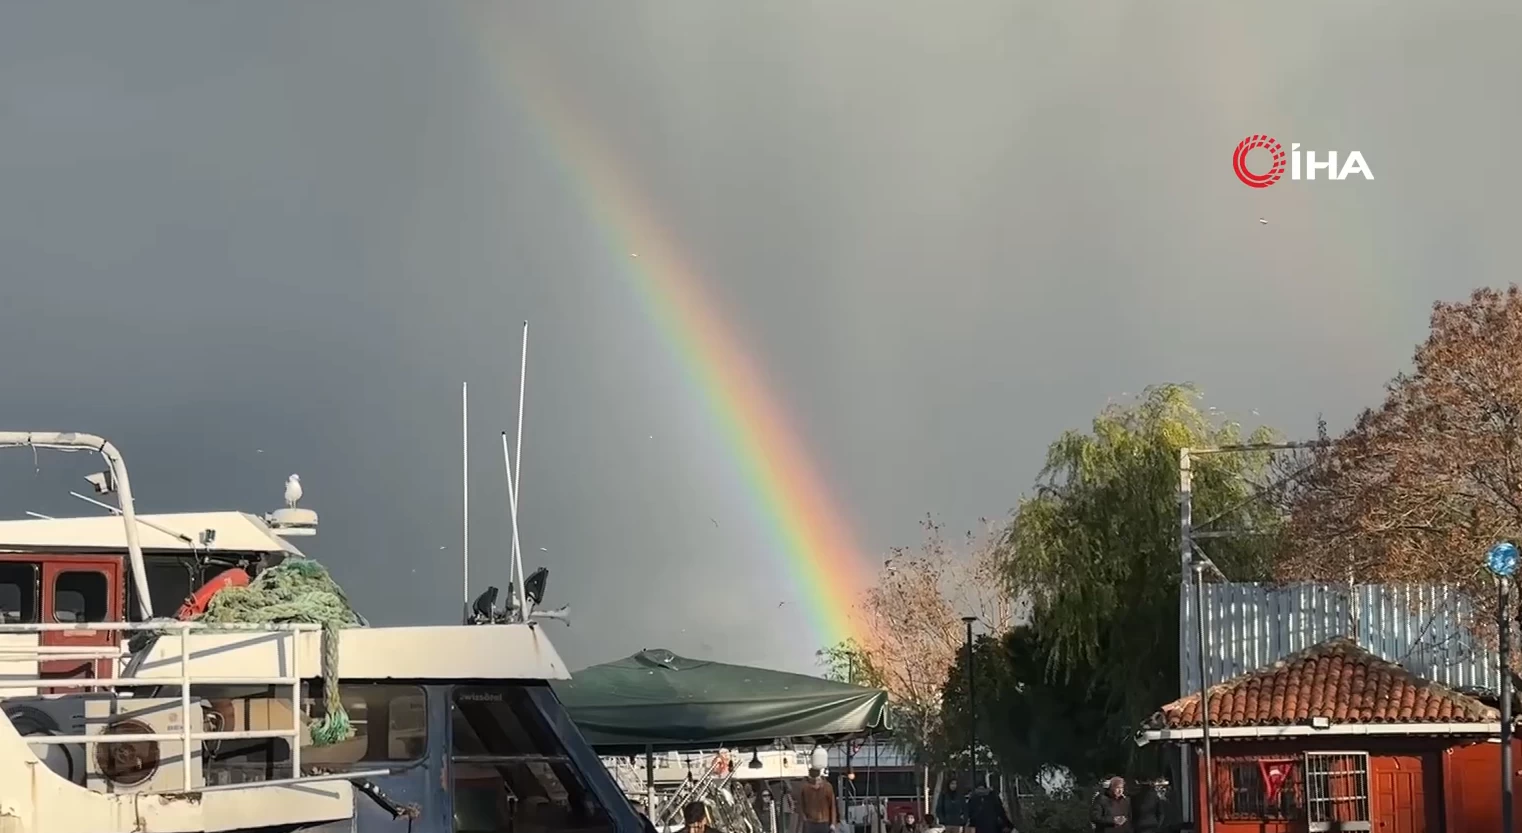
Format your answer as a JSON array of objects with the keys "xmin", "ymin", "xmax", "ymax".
[{"xmin": 0, "ymin": 2, "xmax": 1516, "ymax": 673}]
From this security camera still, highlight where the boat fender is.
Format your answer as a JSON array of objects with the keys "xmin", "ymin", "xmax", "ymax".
[{"xmin": 175, "ymin": 567, "xmax": 251, "ymax": 620}]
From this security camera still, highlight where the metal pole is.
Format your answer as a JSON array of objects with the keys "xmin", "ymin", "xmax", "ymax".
[
  {"xmin": 964, "ymin": 616, "xmax": 977, "ymax": 787},
  {"xmin": 1194, "ymin": 560, "xmax": 1216, "ymax": 833},
  {"xmin": 646, "ymin": 746, "xmax": 657, "ymax": 823},
  {"xmin": 845, "ymin": 654, "xmax": 856, "ymax": 790},
  {"xmin": 510, "ymin": 321, "xmax": 529, "ymax": 608},
  {"xmin": 1502, "ymin": 577, "xmax": 1514, "ymax": 833},
  {"xmin": 462, "ymin": 383, "xmax": 470, "ymax": 622},
  {"xmin": 1177, "ymin": 447, "xmax": 1195, "ymax": 827},
  {"xmin": 500, "ymin": 432, "xmax": 528, "ymax": 618}
]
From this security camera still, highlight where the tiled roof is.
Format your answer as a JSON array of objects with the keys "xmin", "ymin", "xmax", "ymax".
[{"xmin": 1146, "ymin": 637, "xmax": 1499, "ymax": 729}]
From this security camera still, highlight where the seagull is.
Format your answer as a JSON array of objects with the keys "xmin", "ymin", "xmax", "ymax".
[
  {"xmin": 709, "ymin": 517, "xmax": 719, "ymax": 528},
  {"xmin": 284, "ymin": 474, "xmax": 303, "ymax": 507}
]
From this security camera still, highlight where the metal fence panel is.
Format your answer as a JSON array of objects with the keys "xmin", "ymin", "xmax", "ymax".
[{"xmin": 1179, "ymin": 582, "xmax": 1498, "ymax": 694}]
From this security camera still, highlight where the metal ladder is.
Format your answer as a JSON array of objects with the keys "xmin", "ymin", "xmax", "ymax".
[{"xmin": 659, "ymin": 755, "xmax": 738, "ymax": 827}]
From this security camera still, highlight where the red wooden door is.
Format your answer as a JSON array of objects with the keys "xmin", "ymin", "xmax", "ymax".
[
  {"xmin": 39, "ymin": 558, "xmax": 122, "ymax": 684},
  {"xmin": 1372, "ymin": 755, "xmax": 1428, "ymax": 833}
]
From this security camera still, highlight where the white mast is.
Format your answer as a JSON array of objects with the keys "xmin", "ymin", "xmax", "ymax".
[
  {"xmin": 462, "ymin": 382, "xmax": 470, "ymax": 621},
  {"xmin": 500, "ymin": 432, "xmax": 527, "ymax": 618},
  {"xmin": 510, "ymin": 321, "xmax": 529, "ymax": 615}
]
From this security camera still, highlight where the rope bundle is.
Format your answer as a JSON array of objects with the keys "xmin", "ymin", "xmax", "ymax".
[{"xmin": 197, "ymin": 559, "xmax": 365, "ymax": 746}]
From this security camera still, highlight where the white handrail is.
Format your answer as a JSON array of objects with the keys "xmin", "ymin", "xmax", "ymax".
[
  {"xmin": 0, "ymin": 621, "xmax": 322, "ymax": 632},
  {"xmin": 0, "ymin": 619, "xmax": 322, "ymax": 793},
  {"xmin": 0, "ymin": 676, "xmax": 300, "ymax": 688}
]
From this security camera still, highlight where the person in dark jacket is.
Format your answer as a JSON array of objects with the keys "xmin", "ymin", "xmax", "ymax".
[
  {"xmin": 1090, "ymin": 777, "xmax": 1132, "ymax": 833},
  {"xmin": 935, "ymin": 779, "xmax": 969, "ymax": 833},
  {"xmin": 755, "ymin": 788, "xmax": 781, "ymax": 833},
  {"xmin": 1131, "ymin": 779, "xmax": 1169, "ymax": 833},
  {"xmin": 965, "ymin": 785, "xmax": 1012, "ymax": 833}
]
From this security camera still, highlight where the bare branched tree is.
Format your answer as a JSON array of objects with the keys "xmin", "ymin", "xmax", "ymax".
[
  {"xmin": 1284, "ymin": 286, "xmax": 1522, "ymax": 627},
  {"xmin": 818, "ymin": 517, "xmax": 1011, "ymax": 770}
]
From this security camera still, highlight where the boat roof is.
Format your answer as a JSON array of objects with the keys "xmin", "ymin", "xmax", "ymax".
[
  {"xmin": 0, "ymin": 511, "xmax": 304, "ymax": 556},
  {"xmin": 131, "ymin": 623, "xmax": 572, "ymax": 681}
]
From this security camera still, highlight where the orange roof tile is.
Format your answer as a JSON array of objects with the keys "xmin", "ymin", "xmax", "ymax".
[{"xmin": 1146, "ymin": 637, "xmax": 1498, "ymax": 729}]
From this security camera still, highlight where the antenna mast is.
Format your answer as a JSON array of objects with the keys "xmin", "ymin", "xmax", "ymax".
[
  {"xmin": 462, "ymin": 381, "xmax": 470, "ymax": 623},
  {"xmin": 510, "ymin": 321, "xmax": 529, "ymax": 615},
  {"xmin": 500, "ymin": 432, "xmax": 527, "ymax": 618}
]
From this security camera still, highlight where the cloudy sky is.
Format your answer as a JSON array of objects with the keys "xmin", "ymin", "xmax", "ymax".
[{"xmin": 0, "ymin": 2, "xmax": 1516, "ymax": 673}]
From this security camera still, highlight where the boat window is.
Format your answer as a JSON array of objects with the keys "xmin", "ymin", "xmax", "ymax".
[
  {"xmin": 198, "ymin": 683, "xmax": 426, "ymax": 783},
  {"xmin": 146, "ymin": 561, "xmax": 196, "ymax": 614},
  {"xmin": 53, "ymin": 571, "xmax": 108, "ymax": 623},
  {"xmin": 300, "ymin": 683, "xmax": 427, "ymax": 770},
  {"xmin": 0, "ymin": 562, "xmax": 37, "ymax": 624},
  {"xmin": 451, "ymin": 686, "xmax": 614, "ymax": 833}
]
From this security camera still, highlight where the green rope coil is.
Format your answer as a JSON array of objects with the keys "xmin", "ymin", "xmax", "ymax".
[{"xmin": 196, "ymin": 559, "xmax": 365, "ymax": 746}]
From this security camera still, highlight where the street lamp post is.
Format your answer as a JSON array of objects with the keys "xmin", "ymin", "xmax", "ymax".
[
  {"xmin": 963, "ymin": 616, "xmax": 977, "ymax": 788},
  {"xmin": 1488, "ymin": 541, "xmax": 1519, "ymax": 833},
  {"xmin": 844, "ymin": 653, "xmax": 857, "ymax": 797}
]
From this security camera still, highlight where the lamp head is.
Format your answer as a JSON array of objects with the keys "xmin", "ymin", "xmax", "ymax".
[{"xmin": 1490, "ymin": 542, "xmax": 1520, "ymax": 578}]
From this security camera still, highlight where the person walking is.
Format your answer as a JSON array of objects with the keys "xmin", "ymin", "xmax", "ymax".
[
  {"xmin": 891, "ymin": 812, "xmax": 925, "ymax": 833},
  {"xmin": 796, "ymin": 768, "xmax": 839, "ymax": 833},
  {"xmin": 683, "ymin": 802, "xmax": 717, "ymax": 833},
  {"xmin": 966, "ymin": 784, "xmax": 1013, "ymax": 833},
  {"xmin": 756, "ymin": 788, "xmax": 781, "ymax": 833},
  {"xmin": 935, "ymin": 778, "xmax": 969, "ymax": 833},
  {"xmin": 1089, "ymin": 777, "xmax": 1133, "ymax": 833},
  {"xmin": 1131, "ymin": 779, "xmax": 1169, "ymax": 833}
]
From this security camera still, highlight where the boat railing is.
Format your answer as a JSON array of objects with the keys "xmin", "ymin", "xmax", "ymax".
[{"xmin": 0, "ymin": 619, "xmax": 319, "ymax": 792}]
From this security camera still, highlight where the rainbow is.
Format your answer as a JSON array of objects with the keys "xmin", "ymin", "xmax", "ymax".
[{"xmin": 468, "ymin": 20, "xmax": 871, "ymax": 647}]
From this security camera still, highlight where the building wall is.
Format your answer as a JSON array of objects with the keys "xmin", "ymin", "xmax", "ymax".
[
  {"xmin": 1180, "ymin": 583, "xmax": 1498, "ymax": 694},
  {"xmin": 1186, "ymin": 738, "xmax": 1450, "ymax": 833},
  {"xmin": 1443, "ymin": 739, "xmax": 1522, "ymax": 833}
]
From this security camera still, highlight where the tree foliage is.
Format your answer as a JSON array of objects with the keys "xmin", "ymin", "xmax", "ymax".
[
  {"xmin": 940, "ymin": 629, "xmax": 1124, "ymax": 784},
  {"xmin": 996, "ymin": 384, "xmax": 1284, "ymax": 770},
  {"xmin": 817, "ymin": 519, "xmax": 1012, "ymax": 768},
  {"xmin": 1284, "ymin": 287, "xmax": 1522, "ymax": 605}
]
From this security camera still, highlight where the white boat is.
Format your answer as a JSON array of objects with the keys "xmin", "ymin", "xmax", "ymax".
[{"xmin": 0, "ymin": 431, "xmax": 642, "ymax": 833}]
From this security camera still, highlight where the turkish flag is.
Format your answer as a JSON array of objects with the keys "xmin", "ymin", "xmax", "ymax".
[{"xmin": 1259, "ymin": 759, "xmax": 1295, "ymax": 804}]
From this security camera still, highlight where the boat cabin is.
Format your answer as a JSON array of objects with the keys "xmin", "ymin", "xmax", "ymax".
[
  {"xmin": 0, "ymin": 511, "xmax": 296, "ymax": 686},
  {"xmin": 0, "ymin": 510, "xmax": 643, "ymax": 833}
]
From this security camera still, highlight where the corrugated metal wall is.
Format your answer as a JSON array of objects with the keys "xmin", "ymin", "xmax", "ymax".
[{"xmin": 1178, "ymin": 582, "xmax": 1499, "ymax": 694}]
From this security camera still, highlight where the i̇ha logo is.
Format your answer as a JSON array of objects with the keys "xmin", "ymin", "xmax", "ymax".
[{"xmin": 1232, "ymin": 134, "xmax": 1373, "ymax": 188}]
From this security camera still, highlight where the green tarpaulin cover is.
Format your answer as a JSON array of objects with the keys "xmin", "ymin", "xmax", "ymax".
[{"xmin": 553, "ymin": 648, "xmax": 889, "ymax": 753}]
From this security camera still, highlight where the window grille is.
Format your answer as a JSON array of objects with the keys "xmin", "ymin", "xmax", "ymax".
[
  {"xmin": 1212, "ymin": 757, "xmax": 1300, "ymax": 820},
  {"xmin": 1303, "ymin": 752, "xmax": 1371, "ymax": 832}
]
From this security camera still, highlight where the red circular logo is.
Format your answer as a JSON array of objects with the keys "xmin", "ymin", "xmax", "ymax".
[{"xmin": 1232, "ymin": 135, "xmax": 1285, "ymax": 188}]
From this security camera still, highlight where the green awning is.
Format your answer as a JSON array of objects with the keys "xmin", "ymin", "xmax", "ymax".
[{"xmin": 553, "ymin": 648, "xmax": 890, "ymax": 753}]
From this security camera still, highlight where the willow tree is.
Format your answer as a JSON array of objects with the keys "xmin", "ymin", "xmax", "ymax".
[{"xmin": 998, "ymin": 384, "xmax": 1283, "ymax": 768}]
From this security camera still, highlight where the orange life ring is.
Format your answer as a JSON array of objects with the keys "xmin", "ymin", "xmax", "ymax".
[{"xmin": 175, "ymin": 568, "xmax": 251, "ymax": 620}]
